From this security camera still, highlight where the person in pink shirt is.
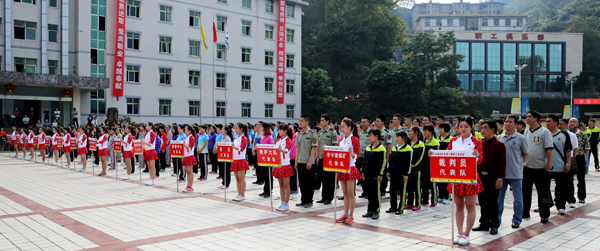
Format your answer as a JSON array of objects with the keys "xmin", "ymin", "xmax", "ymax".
[{"xmin": 289, "ymin": 124, "xmax": 299, "ymax": 194}]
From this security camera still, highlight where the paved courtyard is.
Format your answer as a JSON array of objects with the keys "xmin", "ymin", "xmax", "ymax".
[{"xmin": 1, "ymin": 152, "xmax": 600, "ymax": 251}]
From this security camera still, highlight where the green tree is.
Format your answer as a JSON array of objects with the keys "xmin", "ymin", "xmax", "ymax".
[{"xmin": 301, "ymin": 68, "xmax": 337, "ymax": 121}]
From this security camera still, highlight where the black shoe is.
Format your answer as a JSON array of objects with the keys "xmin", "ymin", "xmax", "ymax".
[
  {"xmin": 372, "ymin": 214, "xmax": 379, "ymax": 220},
  {"xmin": 472, "ymin": 225, "xmax": 489, "ymax": 232},
  {"xmin": 358, "ymin": 193, "xmax": 367, "ymax": 198},
  {"xmin": 316, "ymin": 199, "xmax": 326, "ymax": 203},
  {"xmin": 362, "ymin": 212, "xmax": 374, "ymax": 218},
  {"xmin": 522, "ymin": 214, "xmax": 530, "ymax": 219},
  {"xmin": 258, "ymin": 192, "xmax": 266, "ymax": 196},
  {"xmin": 263, "ymin": 194, "xmax": 270, "ymax": 198},
  {"xmin": 396, "ymin": 210, "xmax": 403, "ymax": 215},
  {"xmin": 324, "ymin": 200, "xmax": 332, "ymax": 205},
  {"xmin": 304, "ymin": 203, "xmax": 313, "ymax": 208},
  {"xmin": 511, "ymin": 222, "xmax": 520, "ymax": 228},
  {"xmin": 252, "ymin": 181, "xmax": 260, "ymax": 184},
  {"xmin": 490, "ymin": 228, "xmax": 498, "ymax": 235},
  {"xmin": 385, "ymin": 208, "xmax": 396, "ymax": 213},
  {"xmin": 579, "ymin": 199, "xmax": 586, "ymax": 203},
  {"xmin": 533, "ymin": 208, "xmax": 540, "ymax": 212},
  {"xmin": 143, "ymin": 169, "xmax": 149, "ymax": 173},
  {"xmin": 257, "ymin": 182, "xmax": 264, "ymax": 185},
  {"xmin": 296, "ymin": 202, "xmax": 306, "ymax": 207},
  {"xmin": 541, "ymin": 218, "xmax": 549, "ymax": 223}
]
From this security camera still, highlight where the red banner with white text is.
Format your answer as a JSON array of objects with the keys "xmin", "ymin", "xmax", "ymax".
[
  {"xmin": 276, "ymin": 0, "xmax": 286, "ymax": 104},
  {"xmin": 112, "ymin": 0, "xmax": 126, "ymax": 100},
  {"xmin": 429, "ymin": 150, "xmax": 477, "ymax": 184}
]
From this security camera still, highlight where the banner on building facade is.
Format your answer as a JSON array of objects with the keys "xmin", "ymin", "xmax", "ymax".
[
  {"xmin": 276, "ymin": 0, "xmax": 287, "ymax": 104},
  {"xmin": 112, "ymin": 0, "xmax": 127, "ymax": 100}
]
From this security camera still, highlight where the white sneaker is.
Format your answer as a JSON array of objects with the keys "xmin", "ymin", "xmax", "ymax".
[
  {"xmin": 238, "ymin": 195, "xmax": 245, "ymax": 201},
  {"xmin": 28, "ymin": 158, "xmax": 33, "ymax": 161},
  {"xmin": 443, "ymin": 199, "xmax": 450, "ymax": 204},
  {"xmin": 559, "ymin": 209, "xmax": 566, "ymax": 215},
  {"xmin": 218, "ymin": 185, "xmax": 226, "ymax": 189},
  {"xmin": 123, "ymin": 175, "xmax": 131, "ymax": 180},
  {"xmin": 276, "ymin": 203, "xmax": 284, "ymax": 211},
  {"xmin": 280, "ymin": 202, "xmax": 289, "ymax": 211},
  {"xmin": 232, "ymin": 195, "xmax": 242, "ymax": 201},
  {"xmin": 64, "ymin": 165, "xmax": 70, "ymax": 169},
  {"xmin": 93, "ymin": 164, "xmax": 99, "ymax": 167},
  {"xmin": 38, "ymin": 161, "xmax": 45, "ymax": 164},
  {"xmin": 145, "ymin": 179, "xmax": 155, "ymax": 186},
  {"xmin": 458, "ymin": 235, "xmax": 470, "ymax": 246},
  {"xmin": 171, "ymin": 173, "xmax": 177, "ymax": 177},
  {"xmin": 52, "ymin": 162, "xmax": 59, "ymax": 166},
  {"xmin": 569, "ymin": 203, "xmax": 576, "ymax": 208},
  {"xmin": 454, "ymin": 235, "xmax": 463, "ymax": 244},
  {"xmin": 12, "ymin": 155, "xmax": 18, "ymax": 158}
]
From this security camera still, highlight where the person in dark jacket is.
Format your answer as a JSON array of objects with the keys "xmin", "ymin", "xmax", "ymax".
[
  {"xmin": 386, "ymin": 131, "xmax": 413, "ymax": 215},
  {"xmin": 361, "ymin": 129, "xmax": 386, "ymax": 219}
]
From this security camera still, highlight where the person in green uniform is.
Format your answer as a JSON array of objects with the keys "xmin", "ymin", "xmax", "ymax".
[
  {"xmin": 495, "ymin": 119, "xmax": 505, "ymax": 137},
  {"xmin": 386, "ymin": 131, "xmax": 413, "ymax": 215},
  {"xmin": 407, "ymin": 126, "xmax": 425, "ymax": 211},
  {"xmin": 361, "ymin": 129, "xmax": 386, "ymax": 219},
  {"xmin": 316, "ymin": 113, "xmax": 338, "ymax": 205},
  {"xmin": 422, "ymin": 125, "xmax": 440, "ymax": 207},
  {"xmin": 437, "ymin": 122, "xmax": 452, "ymax": 204},
  {"xmin": 588, "ymin": 119, "xmax": 600, "ymax": 171},
  {"xmin": 294, "ymin": 115, "xmax": 318, "ymax": 208},
  {"xmin": 358, "ymin": 116, "xmax": 371, "ymax": 198}
]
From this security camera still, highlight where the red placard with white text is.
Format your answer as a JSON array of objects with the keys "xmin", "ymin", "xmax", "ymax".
[
  {"xmin": 256, "ymin": 144, "xmax": 281, "ymax": 167},
  {"xmin": 574, "ymin": 99, "xmax": 600, "ymax": 105},
  {"xmin": 33, "ymin": 136, "xmax": 38, "ymax": 145},
  {"xmin": 217, "ymin": 142, "xmax": 233, "ymax": 162},
  {"xmin": 89, "ymin": 139, "xmax": 97, "ymax": 151},
  {"xmin": 45, "ymin": 136, "xmax": 51, "ymax": 146},
  {"xmin": 7, "ymin": 136, "xmax": 11, "ymax": 143},
  {"xmin": 429, "ymin": 150, "xmax": 477, "ymax": 184},
  {"xmin": 323, "ymin": 146, "xmax": 351, "ymax": 173},
  {"xmin": 170, "ymin": 140, "xmax": 184, "ymax": 158},
  {"xmin": 133, "ymin": 140, "xmax": 142, "ymax": 155},
  {"xmin": 57, "ymin": 138, "xmax": 63, "ymax": 148},
  {"xmin": 275, "ymin": 0, "xmax": 286, "ymax": 104},
  {"xmin": 112, "ymin": 0, "xmax": 126, "ymax": 100},
  {"xmin": 113, "ymin": 138, "xmax": 121, "ymax": 152},
  {"xmin": 70, "ymin": 139, "xmax": 77, "ymax": 149}
]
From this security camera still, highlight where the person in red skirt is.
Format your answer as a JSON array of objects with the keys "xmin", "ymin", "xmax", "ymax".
[
  {"xmin": 232, "ymin": 123, "xmax": 250, "ymax": 202},
  {"xmin": 336, "ymin": 119, "xmax": 362, "ymax": 224},
  {"xmin": 182, "ymin": 125, "xmax": 197, "ymax": 193},
  {"xmin": 273, "ymin": 124, "xmax": 293, "ymax": 211},
  {"xmin": 20, "ymin": 129, "xmax": 28, "ymax": 160},
  {"xmin": 77, "ymin": 127, "xmax": 89, "ymax": 172},
  {"xmin": 122, "ymin": 125, "xmax": 135, "ymax": 180},
  {"xmin": 37, "ymin": 128, "xmax": 47, "ymax": 164},
  {"xmin": 429, "ymin": 117, "xmax": 483, "ymax": 246},
  {"xmin": 11, "ymin": 127, "xmax": 19, "ymax": 159},
  {"xmin": 142, "ymin": 122, "xmax": 159, "ymax": 186},
  {"xmin": 97, "ymin": 127, "xmax": 109, "ymax": 176},
  {"xmin": 50, "ymin": 128, "xmax": 60, "ymax": 165},
  {"xmin": 62, "ymin": 128, "xmax": 72, "ymax": 169},
  {"xmin": 27, "ymin": 128, "xmax": 36, "ymax": 161}
]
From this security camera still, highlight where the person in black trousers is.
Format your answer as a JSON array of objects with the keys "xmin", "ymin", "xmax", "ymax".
[
  {"xmin": 361, "ymin": 129, "xmax": 385, "ymax": 219},
  {"xmin": 294, "ymin": 116, "xmax": 317, "ymax": 208},
  {"xmin": 259, "ymin": 123, "xmax": 275, "ymax": 197},
  {"xmin": 386, "ymin": 131, "xmax": 412, "ymax": 215}
]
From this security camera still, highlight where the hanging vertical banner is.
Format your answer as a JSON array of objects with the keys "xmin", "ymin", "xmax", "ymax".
[
  {"xmin": 563, "ymin": 105, "xmax": 572, "ymax": 119},
  {"xmin": 521, "ymin": 98, "xmax": 530, "ymax": 114},
  {"xmin": 572, "ymin": 105, "xmax": 580, "ymax": 119},
  {"xmin": 112, "ymin": 0, "xmax": 127, "ymax": 100},
  {"xmin": 276, "ymin": 0, "xmax": 287, "ymax": 104},
  {"xmin": 510, "ymin": 98, "xmax": 520, "ymax": 114}
]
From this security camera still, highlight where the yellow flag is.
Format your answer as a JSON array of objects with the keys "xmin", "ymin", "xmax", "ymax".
[{"xmin": 200, "ymin": 24, "xmax": 209, "ymax": 50}]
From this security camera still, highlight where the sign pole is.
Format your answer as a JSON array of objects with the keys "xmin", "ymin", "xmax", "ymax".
[
  {"xmin": 139, "ymin": 156, "xmax": 142, "ymax": 186},
  {"xmin": 224, "ymin": 162, "xmax": 227, "ymax": 202},
  {"xmin": 334, "ymin": 173, "xmax": 337, "ymax": 224},
  {"xmin": 451, "ymin": 183, "xmax": 455, "ymax": 249},
  {"xmin": 269, "ymin": 166, "xmax": 273, "ymax": 212},
  {"xmin": 176, "ymin": 158, "xmax": 179, "ymax": 193},
  {"xmin": 115, "ymin": 154, "xmax": 118, "ymax": 180}
]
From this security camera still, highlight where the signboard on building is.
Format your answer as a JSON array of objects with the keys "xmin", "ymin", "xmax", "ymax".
[
  {"xmin": 112, "ymin": 0, "xmax": 127, "ymax": 100},
  {"xmin": 276, "ymin": 0, "xmax": 287, "ymax": 104}
]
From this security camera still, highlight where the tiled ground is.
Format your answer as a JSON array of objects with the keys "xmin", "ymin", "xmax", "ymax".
[{"xmin": 1, "ymin": 151, "xmax": 600, "ymax": 250}]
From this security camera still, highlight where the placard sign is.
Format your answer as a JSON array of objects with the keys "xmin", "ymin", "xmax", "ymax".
[
  {"xmin": 45, "ymin": 136, "xmax": 51, "ymax": 146},
  {"xmin": 57, "ymin": 138, "xmax": 63, "ymax": 148},
  {"xmin": 70, "ymin": 139, "xmax": 77, "ymax": 149},
  {"xmin": 429, "ymin": 150, "xmax": 477, "ymax": 184},
  {"xmin": 170, "ymin": 140, "xmax": 184, "ymax": 158},
  {"xmin": 113, "ymin": 138, "xmax": 122, "ymax": 152},
  {"xmin": 256, "ymin": 144, "xmax": 281, "ymax": 167},
  {"xmin": 132, "ymin": 140, "xmax": 143, "ymax": 155},
  {"xmin": 323, "ymin": 146, "xmax": 351, "ymax": 173},
  {"xmin": 217, "ymin": 142, "xmax": 233, "ymax": 162},
  {"xmin": 33, "ymin": 136, "xmax": 38, "ymax": 145},
  {"xmin": 89, "ymin": 139, "xmax": 97, "ymax": 151}
]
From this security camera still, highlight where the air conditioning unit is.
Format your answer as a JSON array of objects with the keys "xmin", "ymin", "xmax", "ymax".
[{"xmin": 474, "ymin": 80, "xmax": 484, "ymax": 91}]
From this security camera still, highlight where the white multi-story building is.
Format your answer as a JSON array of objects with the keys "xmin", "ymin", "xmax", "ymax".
[
  {"xmin": 0, "ymin": 0, "xmax": 306, "ymax": 127},
  {"xmin": 415, "ymin": 14, "xmax": 528, "ymax": 32}
]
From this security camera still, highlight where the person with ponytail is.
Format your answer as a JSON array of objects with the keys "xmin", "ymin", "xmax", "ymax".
[
  {"xmin": 422, "ymin": 125, "xmax": 440, "ymax": 207},
  {"xmin": 175, "ymin": 125, "xmax": 186, "ymax": 182},
  {"xmin": 273, "ymin": 124, "xmax": 294, "ymax": 211},
  {"xmin": 214, "ymin": 126, "xmax": 233, "ymax": 192},
  {"xmin": 37, "ymin": 128, "xmax": 47, "ymax": 163},
  {"xmin": 97, "ymin": 127, "xmax": 109, "ymax": 176},
  {"xmin": 51, "ymin": 128, "xmax": 60, "ymax": 165},
  {"xmin": 406, "ymin": 126, "xmax": 425, "ymax": 211},
  {"xmin": 386, "ymin": 131, "xmax": 412, "ymax": 215},
  {"xmin": 437, "ymin": 122, "xmax": 452, "ymax": 204},
  {"xmin": 231, "ymin": 123, "xmax": 250, "ymax": 201},
  {"xmin": 182, "ymin": 125, "xmax": 197, "ymax": 193},
  {"xmin": 335, "ymin": 119, "xmax": 361, "ymax": 224},
  {"xmin": 122, "ymin": 125, "xmax": 135, "ymax": 180},
  {"xmin": 62, "ymin": 128, "xmax": 72, "ymax": 169},
  {"xmin": 76, "ymin": 127, "xmax": 88, "ymax": 172},
  {"xmin": 289, "ymin": 123, "xmax": 299, "ymax": 194},
  {"xmin": 11, "ymin": 126, "xmax": 19, "ymax": 159},
  {"xmin": 142, "ymin": 122, "xmax": 159, "ymax": 185},
  {"xmin": 259, "ymin": 123, "xmax": 275, "ymax": 198}
]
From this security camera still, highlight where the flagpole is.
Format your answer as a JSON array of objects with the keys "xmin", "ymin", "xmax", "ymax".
[
  {"xmin": 224, "ymin": 24, "xmax": 228, "ymax": 125},
  {"xmin": 212, "ymin": 13, "xmax": 216, "ymax": 125}
]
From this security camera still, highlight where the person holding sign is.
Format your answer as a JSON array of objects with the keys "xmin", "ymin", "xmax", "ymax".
[
  {"xmin": 77, "ymin": 127, "xmax": 89, "ymax": 172},
  {"xmin": 97, "ymin": 127, "xmax": 109, "ymax": 176},
  {"xmin": 215, "ymin": 126, "xmax": 233, "ymax": 189},
  {"xmin": 406, "ymin": 127, "xmax": 425, "ymax": 211},
  {"xmin": 51, "ymin": 128, "xmax": 60, "ymax": 166},
  {"xmin": 316, "ymin": 114, "xmax": 339, "ymax": 205},
  {"xmin": 430, "ymin": 117, "xmax": 483, "ymax": 246},
  {"xmin": 182, "ymin": 125, "xmax": 197, "ymax": 193},
  {"xmin": 37, "ymin": 128, "xmax": 47, "ymax": 164},
  {"xmin": 62, "ymin": 128, "xmax": 72, "ymax": 169},
  {"xmin": 437, "ymin": 123, "xmax": 452, "ymax": 204},
  {"xmin": 259, "ymin": 123, "xmax": 275, "ymax": 198},
  {"xmin": 11, "ymin": 127, "xmax": 19, "ymax": 159},
  {"xmin": 122, "ymin": 125, "xmax": 135, "ymax": 180},
  {"xmin": 232, "ymin": 123, "xmax": 250, "ymax": 201},
  {"xmin": 21, "ymin": 129, "xmax": 28, "ymax": 160},
  {"xmin": 272, "ymin": 125, "xmax": 293, "ymax": 211},
  {"xmin": 142, "ymin": 123, "xmax": 159, "ymax": 186},
  {"xmin": 386, "ymin": 131, "xmax": 412, "ymax": 215},
  {"xmin": 422, "ymin": 125, "xmax": 440, "ymax": 207},
  {"xmin": 335, "ymin": 119, "xmax": 361, "ymax": 224},
  {"xmin": 361, "ymin": 129, "xmax": 386, "ymax": 219}
]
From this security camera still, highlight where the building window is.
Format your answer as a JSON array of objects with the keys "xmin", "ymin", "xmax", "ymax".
[
  {"xmin": 159, "ymin": 99, "xmax": 171, "ymax": 116},
  {"xmin": 217, "ymin": 0, "xmax": 227, "ymax": 3},
  {"xmin": 502, "ymin": 74, "xmax": 516, "ymax": 92},
  {"xmin": 286, "ymin": 80, "xmax": 294, "ymax": 93},
  {"xmin": 49, "ymin": 0, "xmax": 58, "ymax": 7},
  {"xmin": 436, "ymin": 18, "xmax": 442, "ymax": 26},
  {"xmin": 472, "ymin": 74, "xmax": 485, "ymax": 91},
  {"xmin": 242, "ymin": 20, "xmax": 251, "ymax": 36},
  {"xmin": 264, "ymin": 104, "xmax": 273, "ymax": 118},
  {"xmin": 424, "ymin": 18, "xmax": 430, "ymax": 27},
  {"xmin": 216, "ymin": 73, "xmax": 226, "ymax": 88},
  {"xmin": 516, "ymin": 18, "xmax": 523, "ymax": 26},
  {"xmin": 216, "ymin": 101, "xmax": 226, "ymax": 117},
  {"xmin": 503, "ymin": 43, "xmax": 516, "ymax": 71},
  {"xmin": 448, "ymin": 19, "xmax": 453, "ymax": 26},
  {"xmin": 534, "ymin": 44, "xmax": 547, "ymax": 72},
  {"xmin": 217, "ymin": 44, "xmax": 227, "ymax": 59},
  {"xmin": 189, "ymin": 40, "xmax": 201, "ymax": 57},
  {"xmin": 494, "ymin": 18, "xmax": 500, "ymax": 26},
  {"xmin": 48, "ymin": 24, "xmax": 58, "ymax": 42},
  {"xmin": 127, "ymin": 0, "xmax": 140, "ymax": 18},
  {"xmin": 459, "ymin": 18, "xmax": 465, "ymax": 26},
  {"xmin": 242, "ymin": 48, "xmax": 251, "ymax": 63},
  {"xmin": 189, "ymin": 11, "xmax": 201, "ymax": 27},
  {"xmin": 505, "ymin": 18, "xmax": 511, "ymax": 26},
  {"xmin": 286, "ymin": 29, "xmax": 294, "ymax": 42},
  {"xmin": 487, "ymin": 43, "xmax": 500, "ymax": 71},
  {"xmin": 265, "ymin": 0, "xmax": 273, "ymax": 13},
  {"xmin": 126, "ymin": 32, "xmax": 140, "ymax": 50},
  {"xmin": 90, "ymin": 90, "xmax": 106, "ymax": 115},
  {"xmin": 286, "ymin": 54, "xmax": 294, "ymax": 68},
  {"xmin": 487, "ymin": 74, "xmax": 500, "ymax": 91},
  {"xmin": 159, "ymin": 68, "xmax": 171, "ymax": 84},
  {"xmin": 189, "ymin": 101, "xmax": 200, "ymax": 116},
  {"xmin": 14, "ymin": 57, "xmax": 36, "ymax": 73},
  {"xmin": 265, "ymin": 77, "xmax": 273, "ymax": 91},
  {"xmin": 286, "ymin": 105, "xmax": 294, "ymax": 118},
  {"xmin": 265, "ymin": 51, "xmax": 274, "ymax": 65},
  {"xmin": 457, "ymin": 74, "xmax": 469, "ymax": 90},
  {"xmin": 242, "ymin": 75, "xmax": 251, "ymax": 90},
  {"xmin": 127, "ymin": 98, "xmax": 140, "ymax": 115},
  {"xmin": 549, "ymin": 44, "xmax": 562, "ymax": 72},
  {"xmin": 127, "ymin": 65, "xmax": 139, "ymax": 82},
  {"xmin": 242, "ymin": 0, "xmax": 251, "ymax": 8},
  {"xmin": 48, "ymin": 60, "xmax": 58, "ymax": 75},
  {"xmin": 472, "ymin": 43, "xmax": 485, "ymax": 71},
  {"xmin": 482, "ymin": 18, "xmax": 488, "ymax": 27},
  {"xmin": 14, "ymin": 0, "xmax": 36, "ymax": 4},
  {"xmin": 518, "ymin": 43, "xmax": 532, "ymax": 71},
  {"xmin": 14, "ymin": 20, "xmax": 36, "ymax": 40},
  {"xmin": 241, "ymin": 103, "xmax": 251, "ymax": 117},
  {"xmin": 159, "ymin": 36, "xmax": 171, "ymax": 53},
  {"xmin": 189, "ymin": 70, "xmax": 200, "ymax": 86},
  {"xmin": 217, "ymin": 16, "xmax": 227, "ymax": 31},
  {"xmin": 265, "ymin": 25, "xmax": 274, "ymax": 39},
  {"xmin": 286, "ymin": 4, "xmax": 294, "ymax": 17},
  {"xmin": 456, "ymin": 42, "xmax": 469, "ymax": 71},
  {"xmin": 160, "ymin": 5, "xmax": 172, "ymax": 22}
]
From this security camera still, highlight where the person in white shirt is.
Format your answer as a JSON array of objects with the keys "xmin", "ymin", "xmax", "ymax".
[{"xmin": 54, "ymin": 108, "xmax": 60, "ymax": 122}]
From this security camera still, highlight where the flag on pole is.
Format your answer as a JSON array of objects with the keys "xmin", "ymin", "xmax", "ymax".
[
  {"xmin": 225, "ymin": 25, "xmax": 230, "ymax": 50},
  {"xmin": 212, "ymin": 18, "xmax": 217, "ymax": 43},
  {"xmin": 200, "ymin": 23, "xmax": 209, "ymax": 50}
]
